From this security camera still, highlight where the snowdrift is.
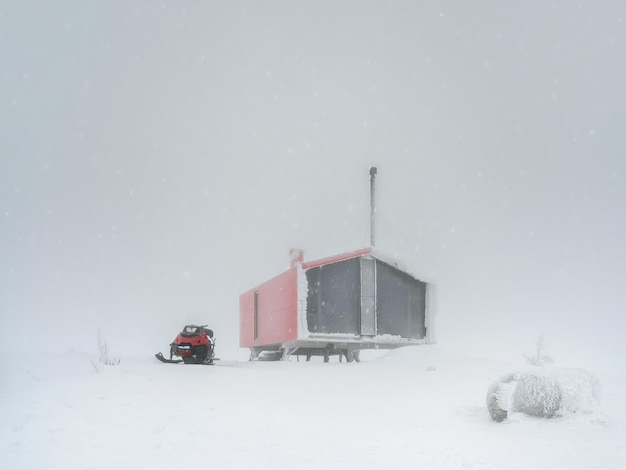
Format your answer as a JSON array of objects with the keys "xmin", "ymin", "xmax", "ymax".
[{"xmin": 0, "ymin": 346, "xmax": 623, "ymax": 470}]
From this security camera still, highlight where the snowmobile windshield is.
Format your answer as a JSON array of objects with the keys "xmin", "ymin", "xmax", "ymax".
[{"xmin": 183, "ymin": 326, "xmax": 199, "ymax": 335}]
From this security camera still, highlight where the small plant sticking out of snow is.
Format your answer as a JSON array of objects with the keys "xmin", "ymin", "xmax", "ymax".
[
  {"xmin": 97, "ymin": 328, "xmax": 120, "ymax": 366},
  {"xmin": 524, "ymin": 335, "xmax": 554, "ymax": 367}
]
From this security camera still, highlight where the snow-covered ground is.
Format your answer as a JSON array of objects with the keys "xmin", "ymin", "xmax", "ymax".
[{"xmin": 1, "ymin": 346, "xmax": 624, "ymax": 469}]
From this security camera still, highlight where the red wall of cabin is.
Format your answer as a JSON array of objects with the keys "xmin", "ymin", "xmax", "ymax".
[{"xmin": 239, "ymin": 267, "xmax": 298, "ymax": 348}]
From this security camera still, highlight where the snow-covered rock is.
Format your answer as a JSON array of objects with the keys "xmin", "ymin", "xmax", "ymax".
[{"xmin": 486, "ymin": 367, "xmax": 600, "ymax": 422}]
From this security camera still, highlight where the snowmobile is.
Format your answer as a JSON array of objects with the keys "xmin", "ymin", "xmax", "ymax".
[{"xmin": 155, "ymin": 324, "xmax": 216, "ymax": 365}]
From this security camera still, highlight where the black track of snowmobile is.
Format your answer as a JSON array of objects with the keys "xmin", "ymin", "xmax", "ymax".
[{"xmin": 182, "ymin": 356, "xmax": 216, "ymax": 365}]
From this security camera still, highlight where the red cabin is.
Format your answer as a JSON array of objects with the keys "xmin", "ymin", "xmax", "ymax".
[{"xmin": 240, "ymin": 248, "xmax": 434, "ymax": 361}]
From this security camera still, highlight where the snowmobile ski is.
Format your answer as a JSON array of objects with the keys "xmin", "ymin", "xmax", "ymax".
[{"xmin": 155, "ymin": 352, "xmax": 183, "ymax": 363}]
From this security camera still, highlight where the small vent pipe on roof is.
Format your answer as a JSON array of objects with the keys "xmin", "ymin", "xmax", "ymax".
[{"xmin": 369, "ymin": 166, "xmax": 377, "ymax": 247}]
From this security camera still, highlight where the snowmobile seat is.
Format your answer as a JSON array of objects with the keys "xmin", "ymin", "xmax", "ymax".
[
  {"xmin": 181, "ymin": 325, "xmax": 201, "ymax": 338},
  {"xmin": 180, "ymin": 325, "xmax": 214, "ymax": 339}
]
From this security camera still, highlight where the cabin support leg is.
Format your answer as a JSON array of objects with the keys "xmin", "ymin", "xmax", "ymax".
[
  {"xmin": 342, "ymin": 349, "xmax": 352, "ymax": 362},
  {"xmin": 249, "ymin": 348, "xmax": 261, "ymax": 361},
  {"xmin": 281, "ymin": 347, "xmax": 299, "ymax": 361}
]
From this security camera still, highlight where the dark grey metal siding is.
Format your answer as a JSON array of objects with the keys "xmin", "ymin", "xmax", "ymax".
[
  {"xmin": 376, "ymin": 261, "xmax": 426, "ymax": 339},
  {"xmin": 359, "ymin": 257, "xmax": 376, "ymax": 335},
  {"xmin": 306, "ymin": 258, "xmax": 360, "ymax": 334},
  {"xmin": 305, "ymin": 256, "xmax": 426, "ymax": 340}
]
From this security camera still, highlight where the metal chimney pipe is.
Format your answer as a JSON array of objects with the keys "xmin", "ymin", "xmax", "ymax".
[{"xmin": 369, "ymin": 166, "xmax": 377, "ymax": 247}]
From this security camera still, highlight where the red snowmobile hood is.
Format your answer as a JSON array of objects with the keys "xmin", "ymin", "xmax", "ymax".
[{"xmin": 172, "ymin": 332, "xmax": 210, "ymax": 346}]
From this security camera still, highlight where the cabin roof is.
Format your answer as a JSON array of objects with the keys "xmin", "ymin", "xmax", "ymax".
[{"xmin": 300, "ymin": 247, "xmax": 372, "ymax": 270}]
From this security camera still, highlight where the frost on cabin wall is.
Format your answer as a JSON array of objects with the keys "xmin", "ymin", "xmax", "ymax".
[{"xmin": 296, "ymin": 263, "xmax": 309, "ymax": 339}]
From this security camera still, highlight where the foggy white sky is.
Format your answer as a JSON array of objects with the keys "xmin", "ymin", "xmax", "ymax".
[{"xmin": 1, "ymin": 1, "xmax": 625, "ymax": 365}]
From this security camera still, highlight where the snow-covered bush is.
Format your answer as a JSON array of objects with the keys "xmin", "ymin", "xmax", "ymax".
[
  {"xmin": 512, "ymin": 371, "xmax": 561, "ymax": 418},
  {"xmin": 551, "ymin": 367, "xmax": 601, "ymax": 414},
  {"xmin": 486, "ymin": 367, "xmax": 600, "ymax": 422}
]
